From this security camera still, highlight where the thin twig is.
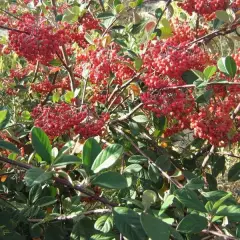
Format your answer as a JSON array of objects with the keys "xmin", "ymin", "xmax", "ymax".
[
  {"xmin": 0, "ymin": 156, "xmax": 117, "ymax": 207},
  {"xmin": 0, "ymin": 25, "xmax": 29, "ymax": 34},
  {"xmin": 202, "ymin": 229, "xmax": 236, "ymax": 240},
  {"xmin": 106, "ymin": 73, "xmax": 141, "ymax": 107},
  {"xmin": 32, "ymin": 61, "xmax": 40, "ymax": 83},
  {"xmin": 0, "ymin": 8, "xmax": 21, "ymax": 21},
  {"xmin": 110, "ymin": 102, "xmax": 143, "ymax": 124},
  {"xmin": 185, "ymin": 23, "xmax": 239, "ymax": 48},
  {"xmin": 231, "ymin": 102, "xmax": 240, "ymax": 119},
  {"xmin": 28, "ymin": 209, "xmax": 112, "ymax": 222},
  {"xmin": 202, "ymin": 145, "xmax": 215, "ymax": 168}
]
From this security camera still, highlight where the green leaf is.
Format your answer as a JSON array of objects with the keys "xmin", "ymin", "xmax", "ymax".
[
  {"xmin": 228, "ymin": 162, "xmax": 240, "ymax": 182},
  {"xmin": 83, "ymin": 138, "xmax": 101, "ymax": 171},
  {"xmin": 97, "ymin": 12, "xmax": 115, "ymax": 19},
  {"xmin": 49, "ymin": 59, "xmax": 62, "ymax": 66},
  {"xmin": 185, "ymin": 177, "xmax": 204, "ymax": 190},
  {"xmin": 140, "ymin": 212, "xmax": 170, "ymax": 240},
  {"xmin": 64, "ymin": 90, "xmax": 74, "ymax": 103},
  {"xmin": 128, "ymin": 155, "xmax": 148, "ymax": 164},
  {"xmin": 53, "ymin": 155, "xmax": 81, "ymax": 167},
  {"xmin": 132, "ymin": 115, "xmax": 148, "ymax": 123},
  {"xmin": 94, "ymin": 215, "xmax": 113, "ymax": 233},
  {"xmin": 24, "ymin": 168, "xmax": 53, "ymax": 187},
  {"xmin": 211, "ymin": 155, "xmax": 225, "ymax": 177},
  {"xmin": 21, "ymin": 110, "xmax": 31, "ymax": 120},
  {"xmin": 129, "ymin": 1, "xmax": 137, "ymax": 8},
  {"xmin": 155, "ymin": 8, "xmax": 163, "ymax": 19},
  {"xmin": 134, "ymin": 58, "xmax": 143, "ymax": 71},
  {"xmin": 182, "ymin": 70, "xmax": 199, "ymax": 84},
  {"xmin": 216, "ymin": 205, "xmax": 240, "ymax": 217},
  {"xmin": 114, "ymin": 0, "xmax": 121, "ymax": 7},
  {"xmin": 0, "ymin": 140, "xmax": 20, "ymax": 153},
  {"xmin": 177, "ymin": 214, "xmax": 208, "ymax": 233},
  {"xmin": 192, "ymin": 70, "xmax": 205, "ymax": 80},
  {"xmin": 63, "ymin": 6, "xmax": 81, "ymax": 23},
  {"xmin": 203, "ymin": 66, "xmax": 217, "ymax": 79},
  {"xmin": 136, "ymin": 0, "xmax": 143, "ymax": 6},
  {"xmin": 148, "ymin": 163, "xmax": 160, "ymax": 183},
  {"xmin": 217, "ymin": 56, "xmax": 237, "ymax": 77},
  {"xmin": 58, "ymin": 140, "xmax": 75, "ymax": 156},
  {"xmin": 196, "ymin": 90, "xmax": 213, "ymax": 103},
  {"xmin": 142, "ymin": 190, "xmax": 157, "ymax": 210},
  {"xmin": 152, "ymin": 115, "xmax": 167, "ymax": 133},
  {"xmin": 91, "ymin": 233, "xmax": 117, "ymax": 240},
  {"xmin": 92, "ymin": 171, "xmax": 127, "ymax": 189},
  {"xmin": 31, "ymin": 127, "xmax": 52, "ymax": 164},
  {"xmin": 155, "ymin": 155, "xmax": 171, "ymax": 172},
  {"xmin": 52, "ymin": 92, "xmax": 60, "ymax": 103},
  {"xmin": 212, "ymin": 192, "xmax": 232, "ymax": 214},
  {"xmin": 132, "ymin": 20, "xmax": 147, "ymax": 34},
  {"xmin": 216, "ymin": 10, "xmax": 230, "ymax": 23},
  {"xmin": 124, "ymin": 164, "xmax": 142, "ymax": 173},
  {"xmin": 115, "ymin": 4, "xmax": 124, "ymax": 13},
  {"xmin": 35, "ymin": 196, "xmax": 57, "ymax": 207},
  {"xmin": 160, "ymin": 195, "xmax": 175, "ymax": 214},
  {"xmin": 91, "ymin": 144, "xmax": 123, "ymax": 173},
  {"xmin": 201, "ymin": 190, "xmax": 235, "ymax": 202},
  {"xmin": 113, "ymin": 207, "xmax": 146, "ymax": 240},
  {"xmin": 175, "ymin": 188, "xmax": 207, "ymax": 212},
  {"xmin": 0, "ymin": 107, "xmax": 10, "ymax": 130},
  {"xmin": 29, "ymin": 184, "xmax": 42, "ymax": 204}
]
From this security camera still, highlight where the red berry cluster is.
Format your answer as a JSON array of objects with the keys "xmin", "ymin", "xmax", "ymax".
[
  {"xmin": 56, "ymin": 13, "xmax": 100, "ymax": 49},
  {"xmin": 190, "ymin": 99, "xmax": 240, "ymax": 146},
  {"xmin": 142, "ymin": 42, "xmax": 211, "ymax": 88},
  {"xmin": 78, "ymin": 13, "xmax": 101, "ymax": 32},
  {"xmin": 75, "ymin": 43, "xmax": 135, "ymax": 85},
  {"xmin": 178, "ymin": 0, "xmax": 228, "ymax": 16},
  {"xmin": 141, "ymin": 89, "xmax": 194, "ymax": 118},
  {"xmin": 10, "ymin": 64, "xmax": 34, "ymax": 80},
  {"xmin": 31, "ymin": 77, "xmax": 80, "ymax": 94},
  {"xmin": 9, "ymin": 14, "xmax": 60, "ymax": 64},
  {"xmin": 74, "ymin": 112, "xmax": 110, "ymax": 139},
  {"xmin": 31, "ymin": 103, "xmax": 109, "ymax": 139},
  {"xmin": 231, "ymin": 0, "xmax": 240, "ymax": 9}
]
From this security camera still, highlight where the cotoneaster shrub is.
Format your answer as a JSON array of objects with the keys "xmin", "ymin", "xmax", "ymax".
[{"xmin": 0, "ymin": 0, "xmax": 239, "ymax": 239}]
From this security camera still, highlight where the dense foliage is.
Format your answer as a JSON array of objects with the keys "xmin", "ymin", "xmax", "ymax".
[{"xmin": 0, "ymin": 0, "xmax": 240, "ymax": 239}]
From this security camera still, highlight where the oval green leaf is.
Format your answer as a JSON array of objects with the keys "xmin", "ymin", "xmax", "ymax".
[
  {"xmin": 0, "ymin": 140, "xmax": 20, "ymax": 154},
  {"xmin": 92, "ymin": 171, "xmax": 128, "ymax": 189},
  {"xmin": 177, "ymin": 214, "xmax": 208, "ymax": 233},
  {"xmin": 83, "ymin": 138, "xmax": 101, "ymax": 171},
  {"xmin": 217, "ymin": 56, "xmax": 237, "ymax": 77},
  {"xmin": 31, "ymin": 127, "xmax": 52, "ymax": 164},
  {"xmin": 140, "ymin": 212, "xmax": 170, "ymax": 240},
  {"xmin": 91, "ymin": 144, "xmax": 123, "ymax": 173}
]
